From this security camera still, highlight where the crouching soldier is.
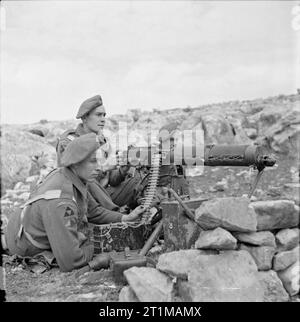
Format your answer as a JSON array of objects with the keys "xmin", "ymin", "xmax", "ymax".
[{"xmin": 4, "ymin": 133, "xmax": 145, "ymax": 272}]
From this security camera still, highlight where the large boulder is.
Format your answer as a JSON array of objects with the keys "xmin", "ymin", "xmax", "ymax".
[
  {"xmin": 155, "ymin": 249, "xmax": 202, "ymax": 279},
  {"xmin": 275, "ymin": 228, "xmax": 299, "ymax": 252},
  {"xmin": 123, "ymin": 267, "xmax": 174, "ymax": 302},
  {"xmin": 157, "ymin": 250, "xmax": 264, "ymax": 302},
  {"xmin": 273, "ymin": 246, "xmax": 299, "ymax": 271},
  {"xmin": 277, "ymin": 261, "xmax": 300, "ymax": 296},
  {"xmin": 251, "ymin": 200, "xmax": 299, "ymax": 231},
  {"xmin": 257, "ymin": 270, "xmax": 289, "ymax": 302},
  {"xmin": 261, "ymin": 103, "xmax": 300, "ymax": 154},
  {"xmin": 1, "ymin": 127, "xmax": 57, "ymax": 192},
  {"xmin": 233, "ymin": 231, "xmax": 276, "ymax": 247},
  {"xmin": 195, "ymin": 227, "xmax": 237, "ymax": 250},
  {"xmin": 249, "ymin": 100, "xmax": 300, "ymax": 154},
  {"xmin": 195, "ymin": 197, "xmax": 257, "ymax": 232},
  {"xmin": 239, "ymin": 244, "xmax": 276, "ymax": 271},
  {"xmin": 200, "ymin": 112, "xmax": 250, "ymax": 145}
]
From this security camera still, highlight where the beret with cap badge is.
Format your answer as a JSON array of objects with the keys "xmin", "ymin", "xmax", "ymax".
[
  {"xmin": 60, "ymin": 133, "xmax": 100, "ymax": 167},
  {"xmin": 76, "ymin": 95, "xmax": 103, "ymax": 119}
]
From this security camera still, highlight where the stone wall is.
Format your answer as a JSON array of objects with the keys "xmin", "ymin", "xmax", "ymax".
[{"xmin": 120, "ymin": 197, "xmax": 299, "ymax": 302}]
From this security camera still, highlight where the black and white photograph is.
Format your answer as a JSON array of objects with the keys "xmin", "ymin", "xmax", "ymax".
[{"xmin": 0, "ymin": 0, "xmax": 299, "ymax": 306}]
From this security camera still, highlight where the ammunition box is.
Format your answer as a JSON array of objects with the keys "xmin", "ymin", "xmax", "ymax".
[
  {"xmin": 161, "ymin": 197, "xmax": 207, "ymax": 251},
  {"xmin": 89, "ymin": 222, "xmax": 152, "ymax": 254}
]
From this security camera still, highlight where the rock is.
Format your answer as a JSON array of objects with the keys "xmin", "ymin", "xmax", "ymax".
[
  {"xmin": 233, "ymin": 231, "xmax": 276, "ymax": 247},
  {"xmin": 25, "ymin": 175, "xmax": 39, "ymax": 183},
  {"xmin": 213, "ymin": 179, "xmax": 228, "ymax": 191},
  {"xmin": 283, "ymin": 184, "xmax": 300, "ymax": 206},
  {"xmin": 267, "ymin": 186, "xmax": 282, "ymax": 198},
  {"xmin": 156, "ymin": 249, "xmax": 211, "ymax": 279},
  {"xmin": 277, "ymin": 261, "xmax": 300, "ymax": 296},
  {"xmin": 195, "ymin": 197, "xmax": 257, "ymax": 232},
  {"xmin": 257, "ymin": 270, "xmax": 289, "ymax": 302},
  {"xmin": 119, "ymin": 286, "xmax": 139, "ymax": 302},
  {"xmin": 236, "ymin": 170, "xmax": 248, "ymax": 177},
  {"xmin": 158, "ymin": 250, "xmax": 263, "ymax": 302},
  {"xmin": 3, "ymin": 190, "xmax": 19, "ymax": 199},
  {"xmin": 18, "ymin": 192, "xmax": 30, "ymax": 201},
  {"xmin": 240, "ymin": 103, "xmax": 264, "ymax": 115},
  {"xmin": 273, "ymin": 246, "xmax": 299, "ymax": 271},
  {"xmin": 195, "ymin": 227, "xmax": 237, "ymax": 250},
  {"xmin": 239, "ymin": 244, "xmax": 276, "ymax": 271},
  {"xmin": 275, "ymin": 228, "xmax": 299, "ymax": 252},
  {"xmin": 201, "ymin": 112, "xmax": 251, "ymax": 145},
  {"xmin": 244, "ymin": 128, "xmax": 258, "ymax": 139},
  {"xmin": 284, "ymin": 183, "xmax": 300, "ymax": 189},
  {"xmin": 123, "ymin": 267, "xmax": 174, "ymax": 302},
  {"xmin": 185, "ymin": 166, "xmax": 204, "ymax": 177},
  {"xmin": 252, "ymin": 200, "xmax": 299, "ymax": 231},
  {"xmin": 148, "ymin": 245, "xmax": 163, "ymax": 256},
  {"xmin": 14, "ymin": 182, "xmax": 26, "ymax": 190},
  {"xmin": 1, "ymin": 199, "xmax": 13, "ymax": 205},
  {"xmin": 65, "ymin": 291, "xmax": 107, "ymax": 302},
  {"xmin": 1, "ymin": 127, "xmax": 56, "ymax": 192},
  {"xmin": 250, "ymin": 100, "xmax": 300, "ymax": 154},
  {"xmin": 200, "ymin": 113, "xmax": 236, "ymax": 144},
  {"xmin": 28, "ymin": 128, "xmax": 45, "ymax": 137}
]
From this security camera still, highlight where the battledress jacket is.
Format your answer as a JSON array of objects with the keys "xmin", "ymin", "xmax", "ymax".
[{"xmin": 5, "ymin": 167, "xmax": 122, "ymax": 272}]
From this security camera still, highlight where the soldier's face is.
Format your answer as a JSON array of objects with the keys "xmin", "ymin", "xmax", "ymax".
[
  {"xmin": 85, "ymin": 106, "xmax": 106, "ymax": 133},
  {"xmin": 74, "ymin": 152, "xmax": 100, "ymax": 183}
]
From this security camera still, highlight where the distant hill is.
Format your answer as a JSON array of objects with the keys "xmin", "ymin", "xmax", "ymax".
[{"xmin": 1, "ymin": 92, "xmax": 299, "ymax": 192}]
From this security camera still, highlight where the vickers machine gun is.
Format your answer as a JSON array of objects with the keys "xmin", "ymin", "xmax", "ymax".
[
  {"xmin": 117, "ymin": 143, "xmax": 276, "ymax": 203},
  {"xmin": 90, "ymin": 143, "xmax": 276, "ymax": 249}
]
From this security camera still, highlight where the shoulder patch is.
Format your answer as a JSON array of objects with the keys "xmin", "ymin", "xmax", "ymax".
[
  {"xmin": 64, "ymin": 206, "xmax": 75, "ymax": 218},
  {"xmin": 63, "ymin": 205, "xmax": 78, "ymax": 228}
]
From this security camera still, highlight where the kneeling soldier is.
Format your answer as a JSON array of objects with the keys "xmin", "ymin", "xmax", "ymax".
[{"xmin": 4, "ymin": 133, "xmax": 145, "ymax": 272}]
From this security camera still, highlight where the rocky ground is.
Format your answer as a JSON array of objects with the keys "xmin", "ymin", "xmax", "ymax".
[{"xmin": 1, "ymin": 92, "xmax": 299, "ymax": 302}]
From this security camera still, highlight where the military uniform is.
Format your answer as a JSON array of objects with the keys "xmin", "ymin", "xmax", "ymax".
[{"xmin": 5, "ymin": 134, "xmax": 123, "ymax": 272}]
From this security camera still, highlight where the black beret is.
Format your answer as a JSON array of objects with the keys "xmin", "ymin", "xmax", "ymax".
[
  {"xmin": 61, "ymin": 133, "xmax": 100, "ymax": 167},
  {"xmin": 76, "ymin": 95, "xmax": 103, "ymax": 119}
]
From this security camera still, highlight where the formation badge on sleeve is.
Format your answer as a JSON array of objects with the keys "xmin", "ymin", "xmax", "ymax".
[
  {"xmin": 64, "ymin": 206, "xmax": 74, "ymax": 218},
  {"xmin": 63, "ymin": 206, "xmax": 77, "ymax": 228}
]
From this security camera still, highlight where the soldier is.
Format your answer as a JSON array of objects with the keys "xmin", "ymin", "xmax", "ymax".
[
  {"xmin": 4, "ymin": 133, "xmax": 145, "ymax": 272},
  {"xmin": 56, "ymin": 95, "xmax": 143, "ymax": 211}
]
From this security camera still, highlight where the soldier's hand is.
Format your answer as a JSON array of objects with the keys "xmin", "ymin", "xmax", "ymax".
[{"xmin": 121, "ymin": 205, "xmax": 146, "ymax": 222}]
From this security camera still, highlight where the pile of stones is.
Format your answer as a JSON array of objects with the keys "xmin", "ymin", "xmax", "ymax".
[{"xmin": 119, "ymin": 197, "xmax": 299, "ymax": 302}]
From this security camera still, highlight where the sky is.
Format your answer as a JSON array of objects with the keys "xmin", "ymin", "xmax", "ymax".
[{"xmin": 0, "ymin": 0, "xmax": 299, "ymax": 124}]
